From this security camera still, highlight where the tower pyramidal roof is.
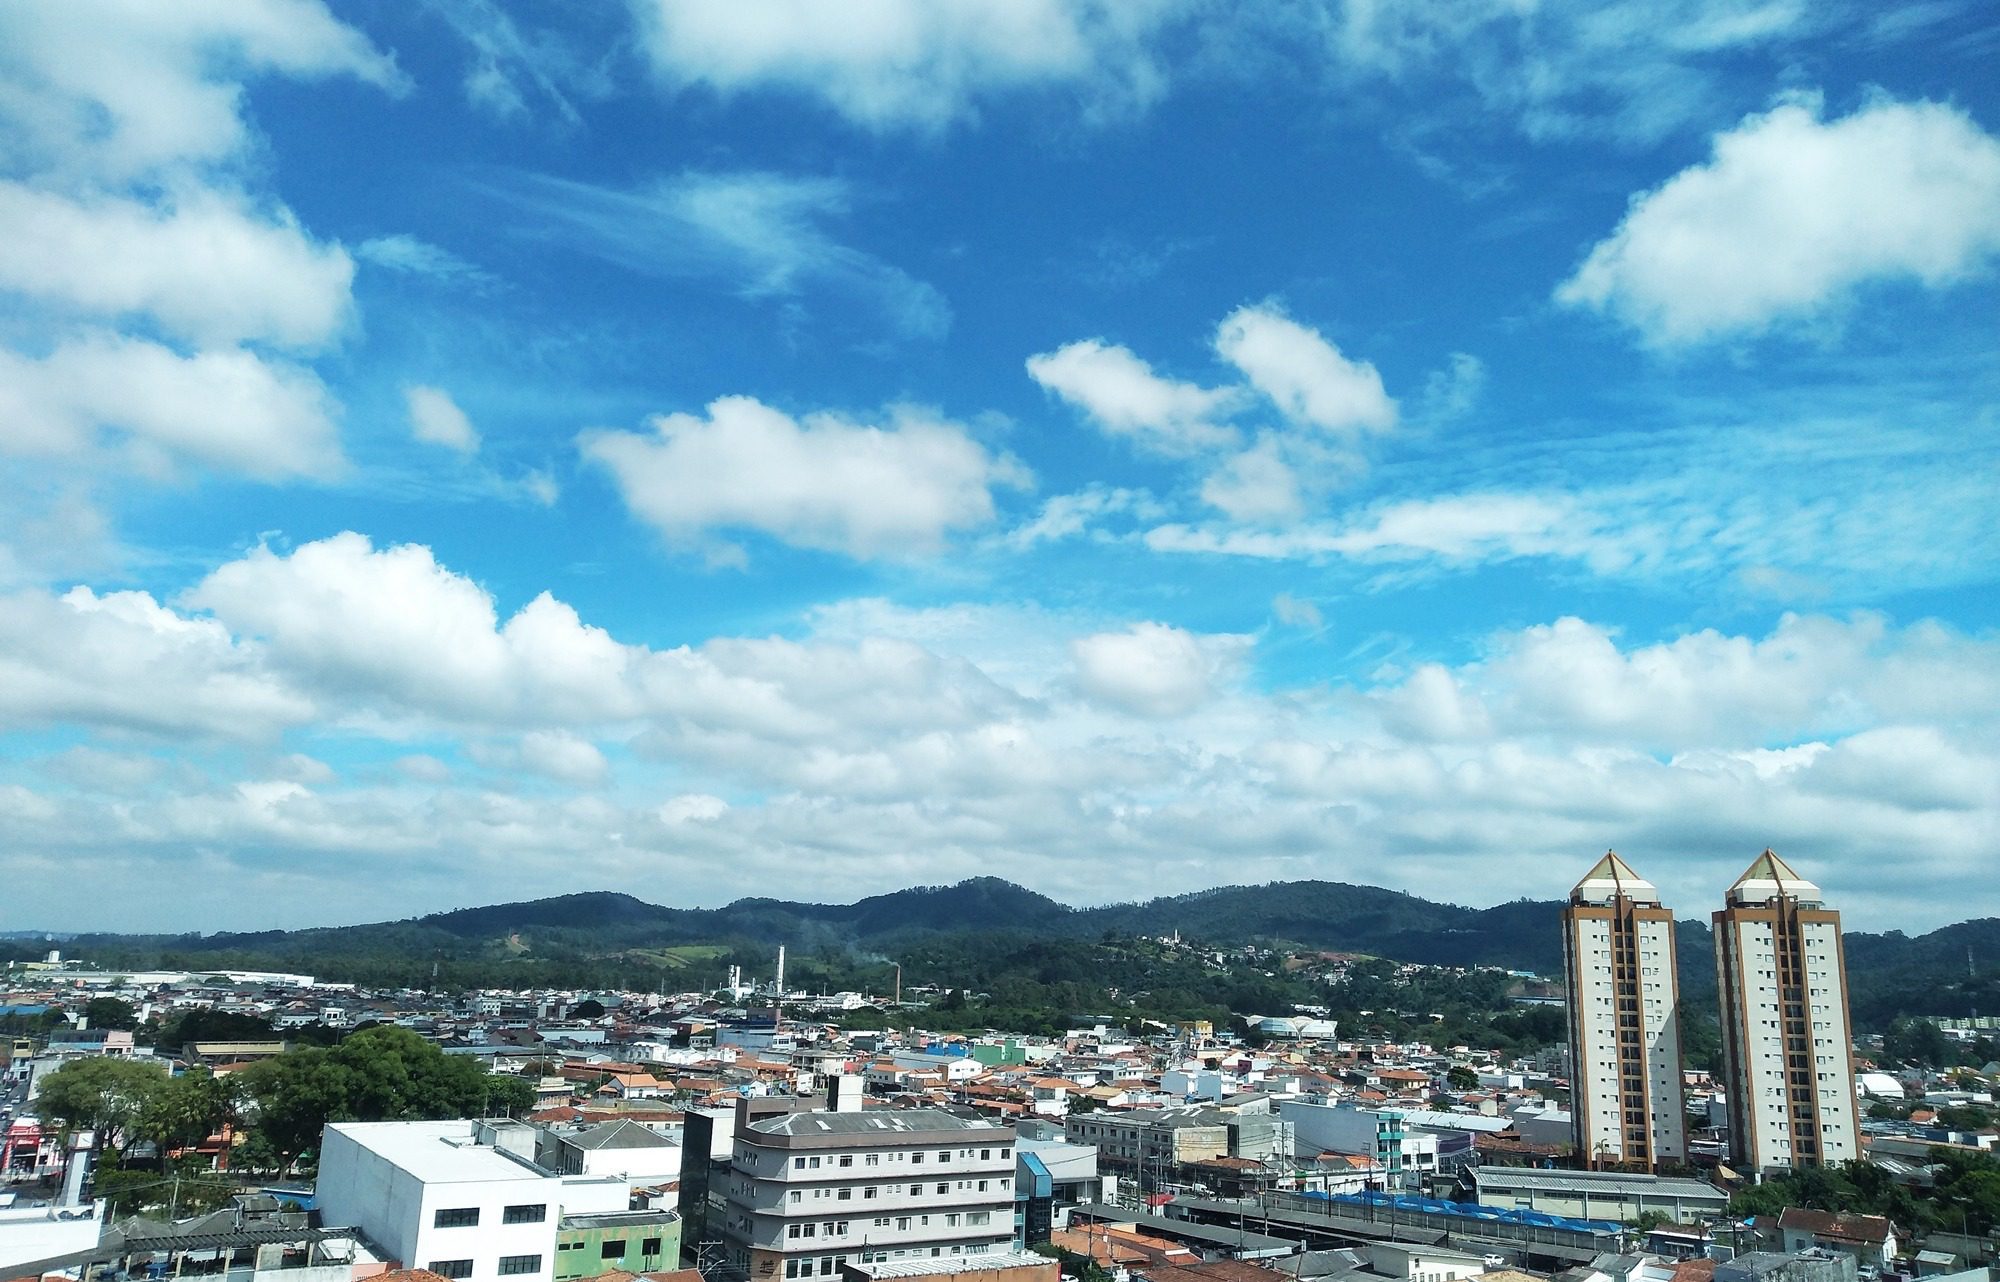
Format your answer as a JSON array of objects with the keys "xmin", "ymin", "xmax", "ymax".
[
  {"xmin": 1571, "ymin": 850, "xmax": 1661, "ymax": 905},
  {"xmin": 1726, "ymin": 848, "xmax": 1823, "ymax": 905}
]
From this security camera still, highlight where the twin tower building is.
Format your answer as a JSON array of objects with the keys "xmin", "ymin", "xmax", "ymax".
[{"xmin": 1560, "ymin": 850, "xmax": 1860, "ymax": 1176}]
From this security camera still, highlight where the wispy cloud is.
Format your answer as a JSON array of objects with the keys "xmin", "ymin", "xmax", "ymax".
[{"xmin": 482, "ymin": 169, "xmax": 951, "ymax": 341}]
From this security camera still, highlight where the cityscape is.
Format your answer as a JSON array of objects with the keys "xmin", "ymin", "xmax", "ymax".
[
  {"xmin": 3, "ymin": 849, "xmax": 1997, "ymax": 1282},
  {"xmin": 0, "ymin": 7, "xmax": 1996, "ymax": 1282}
]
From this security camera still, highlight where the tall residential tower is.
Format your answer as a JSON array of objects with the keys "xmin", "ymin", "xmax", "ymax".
[
  {"xmin": 1562, "ymin": 852, "xmax": 1687, "ymax": 1169},
  {"xmin": 1713, "ymin": 851, "xmax": 1859, "ymax": 1173}
]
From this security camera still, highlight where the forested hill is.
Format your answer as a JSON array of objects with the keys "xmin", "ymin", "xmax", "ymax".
[{"xmin": 13, "ymin": 877, "xmax": 1998, "ymax": 1028}]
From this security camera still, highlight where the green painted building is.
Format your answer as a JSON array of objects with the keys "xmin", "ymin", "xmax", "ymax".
[{"xmin": 555, "ymin": 1209, "xmax": 682, "ymax": 1280}]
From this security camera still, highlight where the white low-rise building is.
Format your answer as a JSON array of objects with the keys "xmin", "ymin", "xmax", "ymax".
[{"xmin": 315, "ymin": 1119, "xmax": 631, "ymax": 1282}]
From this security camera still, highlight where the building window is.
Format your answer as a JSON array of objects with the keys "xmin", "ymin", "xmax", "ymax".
[
  {"xmin": 809, "ymin": 1156, "xmax": 822, "ymax": 1169},
  {"xmin": 428, "ymin": 1263, "xmax": 473, "ymax": 1279},
  {"xmin": 795, "ymin": 1157, "xmax": 807, "ymax": 1169},
  {"xmin": 642, "ymin": 1239, "xmax": 662, "ymax": 1256},
  {"xmin": 434, "ymin": 1209, "xmax": 481, "ymax": 1229},
  {"xmin": 936, "ymin": 1184, "xmax": 949, "ymax": 1195},
  {"xmin": 937, "ymin": 1151, "xmax": 951, "ymax": 1163},
  {"xmin": 499, "ymin": 1257, "xmax": 541, "ymax": 1276},
  {"xmin": 967, "ymin": 1212, "xmax": 990, "ymax": 1226},
  {"xmin": 790, "ymin": 1192, "xmax": 803, "ymax": 1204},
  {"xmin": 601, "ymin": 1242, "xmax": 626, "ymax": 1260},
  {"xmin": 865, "ymin": 1155, "xmax": 880, "ymax": 1166},
  {"xmin": 910, "ymin": 1185, "xmax": 922, "ymax": 1196},
  {"xmin": 503, "ymin": 1205, "xmax": 547, "ymax": 1225},
  {"xmin": 838, "ymin": 1156, "xmax": 853, "ymax": 1167},
  {"xmin": 863, "ymin": 1188, "xmax": 878, "ymax": 1200},
  {"xmin": 838, "ymin": 1189, "xmax": 851, "ymax": 1201},
  {"xmin": 785, "ymin": 1264, "xmax": 800, "ymax": 1279},
  {"xmin": 911, "ymin": 1153, "xmax": 924, "ymax": 1165}
]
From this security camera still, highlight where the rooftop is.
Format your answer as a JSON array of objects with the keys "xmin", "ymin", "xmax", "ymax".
[
  {"xmin": 1472, "ymin": 1167, "xmax": 1726, "ymax": 1200},
  {"xmin": 1727, "ymin": 850, "xmax": 1823, "ymax": 906},
  {"xmin": 849, "ymin": 1251, "xmax": 1053, "ymax": 1279},
  {"xmin": 1571, "ymin": 852, "xmax": 1660, "ymax": 906},
  {"xmin": 1776, "ymin": 1208, "xmax": 1892, "ymax": 1244},
  {"xmin": 326, "ymin": 1120, "xmax": 552, "ymax": 1183},
  {"xmin": 748, "ymin": 1108, "xmax": 1009, "ymax": 1139}
]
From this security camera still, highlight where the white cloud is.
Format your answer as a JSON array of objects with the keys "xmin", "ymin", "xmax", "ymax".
[
  {"xmin": 187, "ymin": 533, "xmax": 637, "ymax": 725},
  {"xmin": 1215, "ymin": 304, "xmax": 1396, "ymax": 435},
  {"xmin": 487, "ymin": 169, "xmax": 950, "ymax": 340},
  {"xmin": 0, "ymin": 585, "xmax": 313, "ymax": 739},
  {"xmin": 0, "ymin": 335, "xmax": 342, "ymax": 479},
  {"xmin": 0, "ymin": 2, "xmax": 397, "ymax": 493},
  {"xmin": 1200, "ymin": 436, "xmax": 1304, "ymax": 523},
  {"xmin": 0, "ymin": 0, "xmax": 400, "ymax": 182},
  {"xmin": 1147, "ymin": 493, "xmax": 1586, "ymax": 563},
  {"xmin": 404, "ymin": 386, "xmax": 481, "ymax": 454},
  {"xmin": 0, "ymin": 185, "xmax": 355, "ymax": 349},
  {"xmin": 511, "ymin": 731, "xmax": 612, "ymax": 787},
  {"xmin": 1025, "ymin": 339, "xmax": 1236, "ymax": 456},
  {"xmin": 1271, "ymin": 594, "xmax": 1322, "ymax": 630},
  {"xmin": 354, "ymin": 234, "xmax": 494, "ymax": 288},
  {"xmin": 627, "ymin": 0, "xmax": 1186, "ymax": 132},
  {"xmin": 1558, "ymin": 94, "xmax": 2000, "ymax": 344},
  {"xmin": 1071, "ymin": 621, "xmax": 1240, "ymax": 718},
  {"xmin": 1000, "ymin": 486, "xmax": 1158, "ymax": 550},
  {"xmin": 6, "ymin": 542, "xmax": 2000, "ymax": 931},
  {"xmin": 580, "ymin": 396, "xmax": 1028, "ymax": 560},
  {"xmin": 1306, "ymin": 0, "xmax": 1820, "ymax": 145}
]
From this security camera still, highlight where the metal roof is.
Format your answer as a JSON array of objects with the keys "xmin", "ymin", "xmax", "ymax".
[{"xmin": 1472, "ymin": 1167, "xmax": 1727, "ymax": 1200}]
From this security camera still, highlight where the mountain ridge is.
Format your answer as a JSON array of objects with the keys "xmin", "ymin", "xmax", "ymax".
[{"xmin": 13, "ymin": 877, "xmax": 1997, "ymax": 1027}]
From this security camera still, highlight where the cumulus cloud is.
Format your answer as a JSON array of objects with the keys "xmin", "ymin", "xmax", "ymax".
[
  {"xmin": 5, "ymin": 534, "xmax": 2000, "ymax": 930},
  {"xmin": 1031, "ymin": 308, "xmax": 1402, "ymax": 522},
  {"xmin": 0, "ymin": 0, "xmax": 400, "ymax": 182},
  {"xmin": 0, "ymin": 1, "xmax": 396, "ymax": 487},
  {"xmin": 626, "ymin": 0, "xmax": 1186, "ymax": 132},
  {"xmin": 0, "ymin": 585, "xmax": 313, "ymax": 739},
  {"xmin": 0, "ymin": 185, "xmax": 355, "ymax": 349},
  {"xmin": 1072, "ymin": 621, "xmax": 1241, "ymax": 717},
  {"xmin": 1558, "ymin": 94, "xmax": 2000, "ymax": 344},
  {"xmin": 187, "ymin": 533, "xmax": 636, "ymax": 725},
  {"xmin": 503, "ymin": 731, "xmax": 612, "ymax": 787},
  {"xmin": 0, "ymin": 335, "xmax": 342, "ymax": 479},
  {"xmin": 404, "ymin": 385, "xmax": 481, "ymax": 454},
  {"xmin": 1026, "ymin": 339, "xmax": 1236, "ymax": 456},
  {"xmin": 1215, "ymin": 304, "xmax": 1397, "ymax": 435},
  {"xmin": 580, "ymin": 396, "xmax": 1029, "ymax": 560},
  {"xmin": 1200, "ymin": 436, "xmax": 1305, "ymax": 523}
]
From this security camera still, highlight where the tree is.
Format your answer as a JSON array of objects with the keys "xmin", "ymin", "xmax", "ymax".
[
  {"xmin": 1066, "ymin": 1093, "xmax": 1104, "ymax": 1116},
  {"xmin": 152, "ymin": 1007, "xmax": 276, "ymax": 1048},
  {"xmin": 33, "ymin": 1057, "xmax": 170, "ymax": 1157},
  {"xmin": 138, "ymin": 1070, "xmax": 239, "ymax": 1163},
  {"xmin": 1445, "ymin": 1066, "xmax": 1479, "ymax": 1091},
  {"xmin": 237, "ymin": 1025, "xmax": 534, "ymax": 1169},
  {"xmin": 84, "ymin": 997, "xmax": 139, "ymax": 1031},
  {"xmin": 571, "ymin": 999, "xmax": 607, "ymax": 1020}
]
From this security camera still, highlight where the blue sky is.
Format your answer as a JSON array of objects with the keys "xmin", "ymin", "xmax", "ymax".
[{"xmin": 2, "ymin": 0, "xmax": 1997, "ymax": 933}]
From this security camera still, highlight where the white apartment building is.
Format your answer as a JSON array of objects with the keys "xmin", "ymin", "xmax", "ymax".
[
  {"xmin": 720, "ymin": 1101, "xmax": 1016, "ymax": 1282},
  {"xmin": 316, "ymin": 1119, "xmax": 631, "ymax": 1282},
  {"xmin": 1561, "ymin": 853, "xmax": 1687, "ymax": 1169},
  {"xmin": 1713, "ymin": 851, "xmax": 1860, "ymax": 1173},
  {"xmin": 1271, "ymin": 1099, "xmax": 1435, "ymax": 1190}
]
